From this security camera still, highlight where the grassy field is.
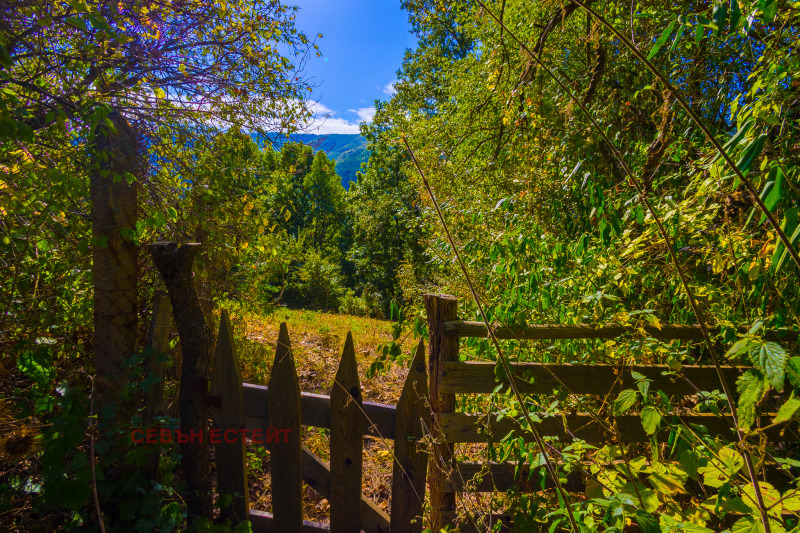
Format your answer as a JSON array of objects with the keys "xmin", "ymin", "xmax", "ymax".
[{"xmin": 223, "ymin": 306, "xmax": 417, "ymax": 523}]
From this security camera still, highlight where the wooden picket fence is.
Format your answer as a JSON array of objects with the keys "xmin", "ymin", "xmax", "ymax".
[
  {"xmin": 196, "ymin": 294, "xmax": 799, "ymax": 532},
  {"xmin": 422, "ymin": 294, "xmax": 800, "ymax": 532},
  {"xmin": 208, "ymin": 310, "xmax": 430, "ymax": 533}
]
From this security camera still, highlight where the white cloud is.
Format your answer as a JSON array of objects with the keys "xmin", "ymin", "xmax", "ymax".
[
  {"xmin": 300, "ymin": 102, "xmax": 374, "ymax": 135},
  {"xmin": 348, "ymin": 107, "xmax": 376, "ymax": 123},
  {"xmin": 383, "ymin": 80, "xmax": 398, "ymax": 96}
]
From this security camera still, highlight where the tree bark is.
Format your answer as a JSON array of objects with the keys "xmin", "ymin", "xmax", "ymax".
[
  {"xmin": 147, "ymin": 242, "xmax": 214, "ymax": 522},
  {"xmin": 91, "ymin": 110, "xmax": 139, "ymax": 412}
]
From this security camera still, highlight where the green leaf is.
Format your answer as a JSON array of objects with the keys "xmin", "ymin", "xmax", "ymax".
[
  {"xmin": 660, "ymin": 514, "xmax": 715, "ymax": 532},
  {"xmin": 610, "ymin": 214, "xmax": 622, "ymax": 237},
  {"xmin": 737, "ymin": 370, "xmax": 766, "ymax": 429},
  {"xmin": 759, "ymin": 167, "xmax": 784, "ymax": 225},
  {"xmin": 781, "ymin": 488, "xmax": 800, "ymax": 512},
  {"xmin": 698, "ymin": 447, "xmax": 744, "ymax": 487},
  {"xmin": 771, "ymin": 207, "xmax": 800, "ymax": 272},
  {"xmin": 679, "ymin": 449, "xmax": 700, "ymax": 480},
  {"xmin": 44, "ymin": 477, "xmax": 91, "ymax": 511},
  {"xmin": 718, "ymin": 119, "xmax": 755, "ymax": 158},
  {"xmin": 641, "ymin": 406, "xmax": 661, "ymax": 435},
  {"xmin": 726, "ymin": 338, "xmax": 756, "ymax": 359},
  {"xmin": 741, "ymin": 482, "xmax": 782, "ymax": 517},
  {"xmin": 735, "ymin": 134, "xmax": 767, "ymax": 175},
  {"xmin": 786, "ymin": 357, "xmax": 800, "ymax": 388},
  {"xmin": 648, "ymin": 20, "xmax": 677, "ymax": 60},
  {"xmin": 599, "ymin": 219, "xmax": 611, "ymax": 243},
  {"xmin": 635, "ymin": 510, "xmax": 662, "ymax": 533},
  {"xmin": 0, "ymin": 43, "xmax": 11, "ymax": 68},
  {"xmin": 750, "ymin": 341, "xmax": 788, "ymax": 391},
  {"xmin": 17, "ymin": 347, "xmax": 53, "ymax": 385},
  {"xmin": 614, "ymin": 389, "xmax": 638, "ymax": 414},
  {"xmin": 712, "ymin": 2, "xmax": 728, "ymax": 35},
  {"xmin": 729, "ymin": 0, "xmax": 742, "ymax": 29},
  {"xmin": 0, "ymin": 117, "xmax": 17, "ymax": 139},
  {"xmin": 731, "ymin": 516, "xmax": 760, "ymax": 533},
  {"xmin": 65, "ymin": 17, "xmax": 88, "ymax": 32},
  {"xmin": 760, "ymin": 0, "xmax": 777, "ymax": 23},
  {"xmin": 668, "ymin": 24, "xmax": 686, "ymax": 56},
  {"xmin": 773, "ymin": 395, "xmax": 800, "ymax": 424}
]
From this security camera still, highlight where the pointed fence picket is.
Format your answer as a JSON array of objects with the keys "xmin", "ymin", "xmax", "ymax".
[{"xmin": 209, "ymin": 317, "xmax": 428, "ymax": 532}]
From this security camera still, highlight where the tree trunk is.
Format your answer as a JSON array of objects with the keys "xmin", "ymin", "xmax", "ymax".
[
  {"xmin": 91, "ymin": 110, "xmax": 138, "ymax": 416},
  {"xmin": 147, "ymin": 242, "xmax": 214, "ymax": 522}
]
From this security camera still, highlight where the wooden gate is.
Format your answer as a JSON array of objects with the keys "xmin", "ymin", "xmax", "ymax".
[
  {"xmin": 209, "ymin": 310, "xmax": 430, "ymax": 532},
  {"xmin": 423, "ymin": 293, "xmax": 799, "ymax": 532}
]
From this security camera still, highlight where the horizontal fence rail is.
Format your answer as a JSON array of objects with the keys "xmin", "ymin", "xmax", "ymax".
[
  {"xmin": 242, "ymin": 383, "xmax": 397, "ymax": 439},
  {"xmin": 445, "ymin": 320, "xmax": 800, "ymax": 342},
  {"xmin": 423, "ymin": 295, "xmax": 800, "ymax": 532},
  {"xmin": 440, "ymin": 361, "xmax": 746, "ymax": 395},
  {"xmin": 438, "ymin": 412, "xmax": 783, "ymax": 444}
]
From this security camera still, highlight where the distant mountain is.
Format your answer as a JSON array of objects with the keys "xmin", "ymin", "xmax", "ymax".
[{"xmin": 259, "ymin": 133, "xmax": 369, "ymax": 189}]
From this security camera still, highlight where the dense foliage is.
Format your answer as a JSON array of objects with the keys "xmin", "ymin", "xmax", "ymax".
[
  {"xmin": 371, "ymin": 0, "xmax": 800, "ymax": 531},
  {"xmin": 3, "ymin": 0, "xmax": 800, "ymax": 531}
]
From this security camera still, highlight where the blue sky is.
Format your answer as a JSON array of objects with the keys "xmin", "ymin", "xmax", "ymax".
[{"xmin": 293, "ymin": 0, "xmax": 415, "ymax": 134}]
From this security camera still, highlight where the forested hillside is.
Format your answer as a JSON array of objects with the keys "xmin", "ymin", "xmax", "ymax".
[
  {"xmin": 3, "ymin": 0, "xmax": 800, "ymax": 531},
  {"xmin": 261, "ymin": 133, "xmax": 369, "ymax": 188}
]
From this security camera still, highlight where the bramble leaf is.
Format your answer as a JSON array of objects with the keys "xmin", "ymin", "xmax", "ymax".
[
  {"xmin": 698, "ymin": 447, "xmax": 743, "ymax": 488},
  {"xmin": 614, "ymin": 389, "xmax": 638, "ymax": 414},
  {"xmin": 641, "ymin": 406, "xmax": 661, "ymax": 435},
  {"xmin": 773, "ymin": 395, "xmax": 800, "ymax": 424},
  {"xmin": 736, "ymin": 370, "xmax": 766, "ymax": 429},
  {"xmin": 750, "ymin": 341, "xmax": 788, "ymax": 391}
]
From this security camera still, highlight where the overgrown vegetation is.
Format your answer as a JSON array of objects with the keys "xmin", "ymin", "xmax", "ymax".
[
  {"xmin": 3, "ymin": 0, "xmax": 800, "ymax": 531},
  {"xmin": 373, "ymin": 0, "xmax": 800, "ymax": 531}
]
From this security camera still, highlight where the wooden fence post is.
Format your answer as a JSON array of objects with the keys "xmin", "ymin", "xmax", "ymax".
[
  {"xmin": 267, "ymin": 322, "xmax": 303, "ymax": 532},
  {"xmin": 148, "ymin": 241, "xmax": 214, "ymax": 521},
  {"xmin": 142, "ymin": 292, "xmax": 171, "ymax": 482},
  {"xmin": 330, "ymin": 332, "xmax": 364, "ymax": 533},
  {"xmin": 391, "ymin": 339, "xmax": 429, "ymax": 533},
  {"xmin": 424, "ymin": 294, "xmax": 459, "ymax": 532},
  {"xmin": 210, "ymin": 310, "xmax": 249, "ymax": 524}
]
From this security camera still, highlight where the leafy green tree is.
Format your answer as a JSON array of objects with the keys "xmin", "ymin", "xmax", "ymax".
[
  {"xmin": 346, "ymin": 121, "xmax": 431, "ymax": 311},
  {"xmin": 0, "ymin": 0, "xmax": 317, "ymax": 527},
  {"xmin": 370, "ymin": 0, "xmax": 800, "ymax": 530}
]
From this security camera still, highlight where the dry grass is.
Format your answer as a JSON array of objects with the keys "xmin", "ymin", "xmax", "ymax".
[{"xmin": 226, "ymin": 307, "xmax": 415, "ymax": 524}]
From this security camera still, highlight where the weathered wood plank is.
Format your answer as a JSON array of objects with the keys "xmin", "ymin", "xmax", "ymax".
[
  {"xmin": 444, "ymin": 460, "xmax": 794, "ymax": 493},
  {"xmin": 242, "ymin": 384, "xmax": 396, "ymax": 439},
  {"xmin": 390, "ymin": 340, "xmax": 429, "ymax": 533},
  {"xmin": 248, "ymin": 509, "xmax": 329, "ymax": 533},
  {"xmin": 440, "ymin": 412, "xmax": 786, "ymax": 444},
  {"xmin": 330, "ymin": 333, "xmax": 363, "ymax": 533},
  {"xmin": 444, "ymin": 320, "xmax": 799, "ymax": 342},
  {"xmin": 440, "ymin": 361, "xmax": 745, "ymax": 395},
  {"xmin": 425, "ymin": 294, "xmax": 459, "ymax": 533},
  {"xmin": 301, "ymin": 446, "xmax": 389, "ymax": 533},
  {"xmin": 443, "ymin": 461, "xmax": 584, "ymax": 493},
  {"xmin": 266, "ymin": 323, "xmax": 303, "ymax": 532},
  {"xmin": 210, "ymin": 310, "xmax": 249, "ymax": 524},
  {"xmin": 142, "ymin": 292, "xmax": 170, "ymax": 481}
]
